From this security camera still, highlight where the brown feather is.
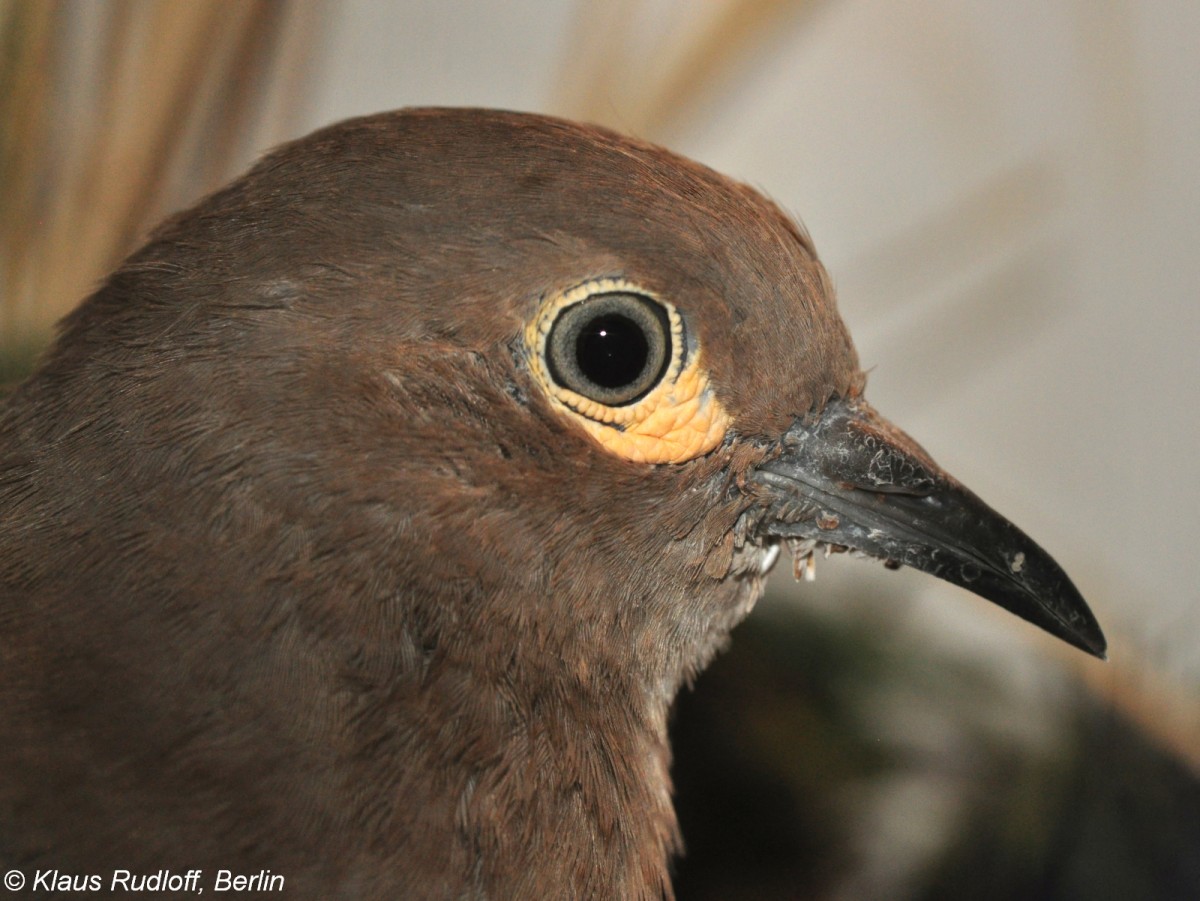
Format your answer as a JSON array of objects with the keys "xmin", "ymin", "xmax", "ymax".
[{"xmin": 0, "ymin": 109, "xmax": 859, "ymax": 898}]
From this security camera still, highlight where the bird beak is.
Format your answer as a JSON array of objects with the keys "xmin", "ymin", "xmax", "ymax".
[{"xmin": 747, "ymin": 397, "xmax": 1107, "ymax": 658}]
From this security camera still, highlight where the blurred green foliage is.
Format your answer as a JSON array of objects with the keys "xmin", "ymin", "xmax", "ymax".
[
  {"xmin": 671, "ymin": 588, "xmax": 1200, "ymax": 901},
  {"xmin": 0, "ymin": 337, "xmax": 44, "ymax": 390}
]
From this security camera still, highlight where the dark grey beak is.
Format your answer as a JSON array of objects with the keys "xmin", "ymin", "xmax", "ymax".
[{"xmin": 747, "ymin": 397, "xmax": 1106, "ymax": 659}]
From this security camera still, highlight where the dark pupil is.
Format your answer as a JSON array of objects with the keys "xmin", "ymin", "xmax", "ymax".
[{"xmin": 575, "ymin": 313, "xmax": 649, "ymax": 389}]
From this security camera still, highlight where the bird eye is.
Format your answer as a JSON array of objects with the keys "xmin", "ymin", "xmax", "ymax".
[
  {"xmin": 545, "ymin": 293, "xmax": 672, "ymax": 406},
  {"xmin": 525, "ymin": 278, "xmax": 730, "ymax": 464}
]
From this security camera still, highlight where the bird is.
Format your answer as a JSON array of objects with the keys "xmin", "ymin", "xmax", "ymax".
[{"xmin": 0, "ymin": 108, "xmax": 1104, "ymax": 900}]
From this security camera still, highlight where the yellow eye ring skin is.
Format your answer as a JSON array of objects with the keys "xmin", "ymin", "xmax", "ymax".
[{"xmin": 525, "ymin": 278, "xmax": 732, "ymax": 464}]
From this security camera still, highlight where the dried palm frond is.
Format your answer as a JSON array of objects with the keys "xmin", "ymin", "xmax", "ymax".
[{"xmin": 0, "ymin": 0, "xmax": 324, "ymax": 365}]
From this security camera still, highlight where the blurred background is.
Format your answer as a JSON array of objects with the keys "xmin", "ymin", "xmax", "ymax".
[{"xmin": 2, "ymin": 1, "xmax": 1197, "ymax": 898}]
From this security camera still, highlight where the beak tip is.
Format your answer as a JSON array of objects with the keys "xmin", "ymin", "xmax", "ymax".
[
  {"xmin": 1080, "ymin": 629, "xmax": 1109, "ymax": 662},
  {"xmin": 1031, "ymin": 589, "xmax": 1107, "ymax": 660},
  {"xmin": 1001, "ymin": 575, "xmax": 1107, "ymax": 661}
]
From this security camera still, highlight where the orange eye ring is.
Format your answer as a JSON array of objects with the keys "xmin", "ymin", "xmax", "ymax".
[{"xmin": 526, "ymin": 278, "xmax": 732, "ymax": 464}]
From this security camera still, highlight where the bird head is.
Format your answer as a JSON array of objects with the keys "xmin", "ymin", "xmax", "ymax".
[
  {"xmin": 30, "ymin": 108, "xmax": 1103, "ymax": 699},
  {"xmin": 2, "ymin": 107, "xmax": 1103, "ymax": 896}
]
